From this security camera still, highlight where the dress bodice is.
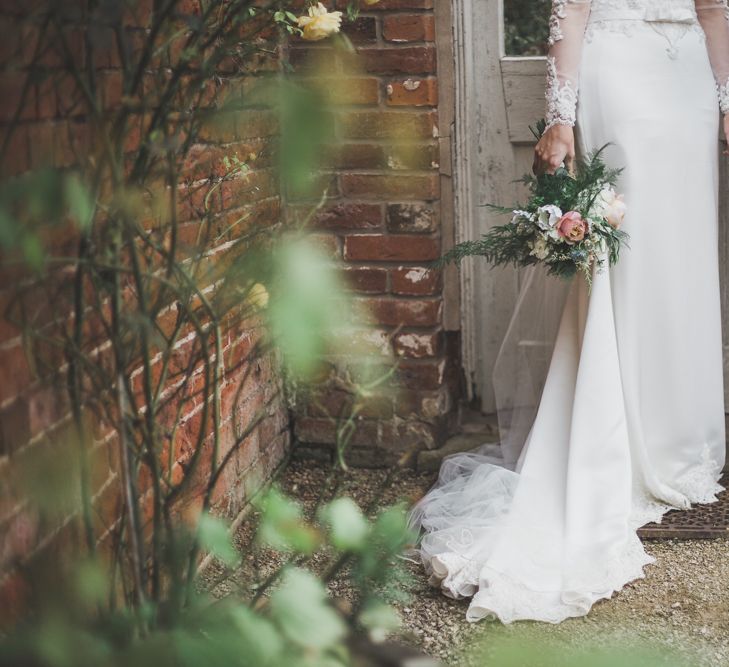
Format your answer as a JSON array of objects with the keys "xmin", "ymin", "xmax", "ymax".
[
  {"xmin": 588, "ymin": 0, "xmax": 697, "ymax": 20},
  {"xmin": 545, "ymin": 0, "xmax": 729, "ymax": 129}
]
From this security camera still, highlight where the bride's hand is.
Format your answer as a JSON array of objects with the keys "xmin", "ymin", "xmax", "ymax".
[
  {"xmin": 533, "ymin": 124, "xmax": 576, "ymax": 174},
  {"xmin": 724, "ymin": 115, "xmax": 729, "ymax": 156}
]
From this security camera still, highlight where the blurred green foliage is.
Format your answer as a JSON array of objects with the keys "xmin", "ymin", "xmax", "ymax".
[
  {"xmin": 504, "ymin": 0, "xmax": 551, "ymax": 56},
  {"xmin": 471, "ymin": 636, "xmax": 696, "ymax": 667},
  {"xmin": 0, "ymin": 486, "xmax": 414, "ymax": 667}
]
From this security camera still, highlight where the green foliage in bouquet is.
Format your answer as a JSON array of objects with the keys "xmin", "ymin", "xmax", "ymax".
[{"xmin": 438, "ymin": 129, "xmax": 630, "ymax": 283}]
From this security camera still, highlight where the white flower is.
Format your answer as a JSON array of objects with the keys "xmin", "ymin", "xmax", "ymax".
[
  {"xmin": 536, "ymin": 204, "xmax": 563, "ymax": 230},
  {"xmin": 297, "ymin": 3, "xmax": 343, "ymax": 41},
  {"xmin": 529, "ymin": 235, "xmax": 550, "ymax": 260},
  {"xmin": 592, "ymin": 188, "xmax": 627, "ymax": 228},
  {"xmin": 510, "ymin": 209, "xmax": 533, "ymax": 225}
]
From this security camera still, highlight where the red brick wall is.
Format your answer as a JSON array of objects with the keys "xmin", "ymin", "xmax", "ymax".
[
  {"xmin": 288, "ymin": 0, "xmax": 460, "ymax": 466},
  {"xmin": 0, "ymin": 2, "xmax": 290, "ymax": 597}
]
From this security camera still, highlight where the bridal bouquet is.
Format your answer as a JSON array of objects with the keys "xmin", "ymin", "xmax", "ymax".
[{"xmin": 438, "ymin": 144, "xmax": 629, "ymax": 283}]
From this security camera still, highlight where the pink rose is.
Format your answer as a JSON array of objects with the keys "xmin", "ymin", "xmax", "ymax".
[{"xmin": 556, "ymin": 211, "xmax": 587, "ymax": 244}]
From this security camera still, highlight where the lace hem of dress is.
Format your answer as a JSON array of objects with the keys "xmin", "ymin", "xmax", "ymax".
[
  {"xmin": 630, "ymin": 444, "xmax": 725, "ymax": 528},
  {"xmin": 424, "ymin": 534, "xmax": 654, "ymax": 624},
  {"xmin": 719, "ymin": 77, "xmax": 729, "ymax": 114},
  {"xmin": 418, "ymin": 449, "xmax": 724, "ymax": 624},
  {"xmin": 545, "ymin": 56, "xmax": 578, "ymax": 128}
]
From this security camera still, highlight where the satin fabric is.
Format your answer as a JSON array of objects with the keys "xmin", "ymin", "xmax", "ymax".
[{"xmin": 410, "ymin": 25, "xmax": 725, "ymax": 624}]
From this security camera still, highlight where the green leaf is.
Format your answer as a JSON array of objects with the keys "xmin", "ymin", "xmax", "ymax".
[
  {"xmin": 64, "ymin": 174, "xmax": 94, "ymax": 230},
  {"xmin": 358, "ymin": 601, "xmax": 401, "ymax": 643},
  {"xmin": 270, "ymin": 568, "xmax": 346, "ymax": 649},
  {"xmin": 318, "ymin": 497, "xmax": 369, "ymax": 552},
  {"xmin": 267, "ymin": 236, "xmax": 345, "ymax": 379},
  {"xmin": 372, "ymin": 505, "xmax": 411, "ymax": 552},
  {"xmin": 229, "ymin": 605, "xmax": 284, "ymax": 665},
  {"xmin": 197, "ymin": 514, "xmax": 238, "ymax": 567},
  {"xmin": 21, "ymin": 233, "xmax": 44, "ymax": 271},
  {"xmin": 256, "ymin": 487, "xmax": 319, "ymax": 554}
]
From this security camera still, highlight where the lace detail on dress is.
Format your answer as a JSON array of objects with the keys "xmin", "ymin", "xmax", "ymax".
[
  {"xmin": 719, "ymin": 77, "xmax": 729, "ymax": 113},
  {"xmin": 584, "ymin": 20, "xmax": 704, "ymax": 59},
  {"xmin": 545, "ymin": 56, "xmax": 578, "ymax": 128},
  {"xmin": 425, "ymin": 533, "xmax": 654, "ymax": 624},
  {"xmin": 413, "ymin": 446, "xmax": 724, "ymax": 623},
  {"xmin": 585, "ymin": 0, "xmax": 703, "ymax": 59},
  {"xmin": 674, "ymin": 444, "xmax": 724, "ymax": 503},
  {"xmin": 548, "ymin": 0, "xmax": 568, "ymax": 46},
  {"xmin": 630, "ymin": 443, "xmax": 724, "ymax": 528}
]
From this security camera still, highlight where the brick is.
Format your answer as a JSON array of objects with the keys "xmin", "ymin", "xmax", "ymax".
[
  {"xmin": 235, "ymin": 109, "xmax": 279, "ymax": 139},
  {"xmin": 294, "ymin": 417, "xmax": 337, "ymax": 444},
  {"xmin": 0, "ymin": 124, "xmax": 30, "ymax": 177},
  {"xmin": 387, "ymin": 77, "xmax": 438, "ymax": 106},
  {"xmin": 387, "ymin": 202, "xmax": 438, "ymax": 232},
  {"xmin": 393, "ymin": 331, "xmax": 440, "ymax": 358},
  {"xmin": 287, "ymin": 46, "xmax": 336, "ymax": 73},
  {"xmin": 0, "ymin": 401, "xmax": 30, "ymax": 456},
  {"xmin": 359, "ymin": 297, "xmax": 441, "ymax": 327},
  {"xmin": 380, "ymin": 419, "xmax": 439, "ymax": 451},
  {"xmin": 360, "ymin": 46, "xmax": 436, "ymax": 75},
  {"xmin": 336, "ymin": 0, "xmax": 433, "ymax": 8},
  {"xmin": 54, "ymin": 120, "xmax": 90, "ymax": 167},
  {"xmin": 340, "ymin": 110, "xmax": 437, "ymax": 140},
  {"xmin": 28, "ymin": 121, "xmax": 55, "ymax": 168},
  {"xmin": 309, "ymin": 232, "xmax": 341, "ymax": 259},
  {"xmin": 26, "ymin": 385, "xmax": 69, "ymax": 440},
  {"xmin": 383, "ymin": 14, "xmax": 435, "ymax": 42},
  {"xmin": 100, "ymin": 70, "xmax": 124, "ymax": 109},
  {"xmin": 340, "ymin": 173, "xmax": 439, "ymax": 200},
  {"xmin": 218, "ymin": 169, "xmax": 278, "ymax": 211},
  {"xmin": 342, "ymin": 16, "xmax": 377, "ymax": 43},
  {"xmin": 395, "ymin": 389, "xmax": 450, "ymax": 421},
  {"xmin": 327, "ymin": 143, "xmax": 387, "ymax": 170},
  {"xmin": 0, "ymin": 343, "xmax": 32, "ymax": 406},
  {"xmin": 385, "ymin": 142, "xmax": 439, "ymax": 170},
  {"xmin": 0, "ymin": 72, "xmax": 33, "ymax": 123},
  {"xmin": 344, "ymin": 234, "xmax": 439, "ymax": 261},
  {"xmin": 36, "ymin": 76, "xmax": 58, "ymax": 120},
  {"xmin": 323, "ymin": 77, "xmax": 380, "ymax": 105},
  {"xmin": 306, "ymin": 389, "xmax": 393, "ymax": 420},
  {"xmin": 298, "ymin": 202, "xmax": 383, "ymax": 230},
  {"xmin": 395, "ymin": 359, "xmax": 446, "ymax": 390},
  {"xmin": 343, "ymin": 266, "xmax": 388, "ymax": 293},
  {"xmin": 286, "ymin": 171, "xmax": 340, "ymax": 202},
  {"xmin": 391, "ymin": 266, "xmax": 441, "ymax": 295}
]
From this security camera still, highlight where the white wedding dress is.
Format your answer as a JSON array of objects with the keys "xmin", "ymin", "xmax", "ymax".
[{"xmin": 410, "ymin": 0, "xmax": 729, "ymax": 624}]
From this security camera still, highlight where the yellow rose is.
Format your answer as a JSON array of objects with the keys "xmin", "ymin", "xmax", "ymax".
[
  {"xmin": 297, "ymin": 3, "xmax": 343, "ymax": 41},
  {"xmin": 247, "ymin": 283, "xmax": 269, "ymax": 310}
]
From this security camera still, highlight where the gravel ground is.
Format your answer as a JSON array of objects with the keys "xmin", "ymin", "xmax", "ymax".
[{"xmin": 207, "ymin": 460, "xmax": 729, "ymax": 667}]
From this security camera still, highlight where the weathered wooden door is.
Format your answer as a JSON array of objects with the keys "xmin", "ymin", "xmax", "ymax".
[{"xmin": 453, "ymin": 0, "xmax": 729, "ymax": 413}]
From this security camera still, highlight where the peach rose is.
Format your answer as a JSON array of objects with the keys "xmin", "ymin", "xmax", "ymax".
[{"xmin": 556, "ymin": 211, "xmax": 587, "ymax": 244}]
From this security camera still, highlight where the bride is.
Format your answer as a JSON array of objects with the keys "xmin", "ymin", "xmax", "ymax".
[{"xmin": 410, "ymin": 0, "xmax": 729, "ymax": 624}]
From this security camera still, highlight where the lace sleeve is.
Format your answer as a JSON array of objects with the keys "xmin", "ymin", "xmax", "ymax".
[
  {"xmin": 696, "ymin": 0, "xmax": 729, "ymax": 114},
  {"xmin": 545, "ymin": 0, "xmax": 592, "ymax": 129}
]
